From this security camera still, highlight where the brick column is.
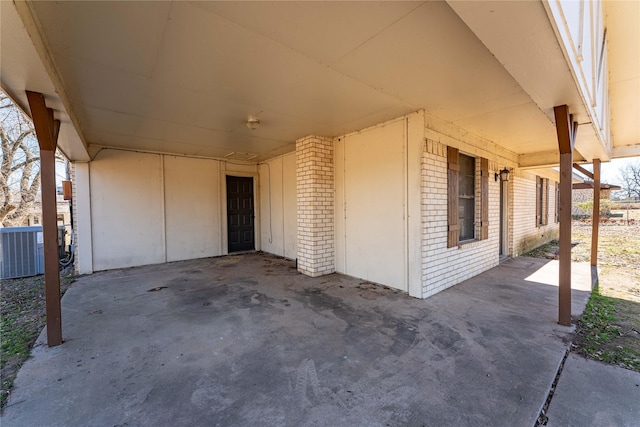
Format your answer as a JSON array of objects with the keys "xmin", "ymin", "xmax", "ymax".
[{"xmin": 296, "ymin": 135, "xmax": 334, "ymax": 277}]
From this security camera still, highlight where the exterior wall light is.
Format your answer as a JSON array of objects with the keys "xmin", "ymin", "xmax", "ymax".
[
  {"xmin": 246, "ymin": 116, "xmax": 260, "ymax": 130},
  {"xmin": 495, "ymin": 167, "xmax": 510, "ymax": 182}
]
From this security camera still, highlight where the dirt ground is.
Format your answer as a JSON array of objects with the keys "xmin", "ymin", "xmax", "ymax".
[
  {"xmin": 573, "ymin": 210, "xmax": 640, "ymax": 302},
  {"xmin": 526, "ymin": 210, "xmax": 640, "ymax": 372},
  {"xmin": 526, "ymin": 210, "xmax": 640, "ymax": 302}
]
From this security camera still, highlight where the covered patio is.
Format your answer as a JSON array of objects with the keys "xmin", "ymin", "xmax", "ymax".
[
  {"xmin": 1, "ymin": 1, "xmax": 639, "ymax": 345},
  {"xmin": 3, "ymin": 252, "xmax": 595, "ymax": 426}
]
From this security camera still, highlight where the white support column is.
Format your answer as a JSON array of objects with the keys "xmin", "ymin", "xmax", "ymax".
[
  {"xmin": 296, "ymin": 135, "xmax": 335, "ymax": 277},
  {"xmin": 73, "ymin": 162, "xmax": 93, "ymax": 275}
]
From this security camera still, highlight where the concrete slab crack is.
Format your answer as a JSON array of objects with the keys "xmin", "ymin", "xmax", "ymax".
[{"xmin": 535, "ymin": 348, "xmax": 570, "ymax": 426}]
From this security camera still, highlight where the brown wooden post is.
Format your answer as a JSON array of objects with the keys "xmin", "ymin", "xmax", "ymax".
[
  {"xmin": 591, "ymin": 159, "xmax": 601, "ymax": 267},
  {"xmin": 26, "ymin": 91, "xmax": 62, "ymax": 347},
  {"xmin": 554, "ymin": 105, "xmax": 577, "ymax": 327}
]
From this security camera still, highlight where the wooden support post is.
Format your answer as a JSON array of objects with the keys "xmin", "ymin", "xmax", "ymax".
[
  {"xmin": 554, "ymin": 105, "xmax": 577, "ymax": 327},
  {"xmin": 26, "ymin": 91, "xmax": 62, "ymax": 347},
  {"xmin": 558, "ymin": 152, "xmax": 573, "ymax": 326},
  {"xmin": 591, "ymin": 159, "xmax": 601, "ymax": 267},
  {"xmin": 573, "ymin": 163, "xmax": 594, "ymax": 180}
]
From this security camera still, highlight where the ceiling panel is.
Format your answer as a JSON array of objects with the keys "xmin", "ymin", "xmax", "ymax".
[
  {"xmin": 89, "ymin": 131, "xmax": 206, "ymax": 157},
  {"xmin": 331, "ymin": 2, "xmax": 528, "ymax": 117},
  {"xmin": 145, "ymin": 87, "xmax": 257, "ymax": 133},
  {"xmin": 334, "ymin": 103, "xmax": 418, "ymax": 136},
  {"xmin": 55, "ymin": 57, "xmax": 154, "ymax": 117},
  {"xmin": 152, "ymin": 1, "xmax": 406, "ymax": 128},
  {"xmin": 83, "ymin": 106, "xmax": 140, "ymax": 135},
  {"xmin": 152, "ymin": 2, "xmax": 305, "ymax": 105},
  {"xmin": 455, "ymin": 103, "xmax": 558, "ymax": 154},
  {"xmin": 193, "ymin": 1, "xmax": 422, "ymax": 65},
  {"xmin": 134, "ymin": 117, "xmax": 289, "ymax": 154},
  {"xmin": 32, "ymin": 1, "xmax": 171, "ymax": 78}
]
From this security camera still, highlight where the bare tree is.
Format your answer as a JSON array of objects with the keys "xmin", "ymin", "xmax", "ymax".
[
  {"xmin": 618, "ymin": 161, "xmax": 640, "ymax": 200},
  {"xmin": 1, "ymin": 90, "xmax": 42, "ymax": 227}
]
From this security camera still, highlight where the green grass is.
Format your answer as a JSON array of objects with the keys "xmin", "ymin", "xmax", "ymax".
[
  {"xmin": 0, "ymin": 274, "xmax": 74, "ymax": 409},
  {"xmin": 1, "ymin": 278, "xmax": 47, "ymax": 365},
  {"xmin": 574, "ymin": 288, "xmax": 640, "ymax": 372},
  {"xmin": 1, "ymin": 317, "xmax": 44, "ymax": 366}
]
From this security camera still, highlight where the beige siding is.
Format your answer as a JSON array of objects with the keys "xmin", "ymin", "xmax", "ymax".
[
  {"xmin": 341, "ymin": 120, "xmax": 406, "ymax": 290},
  {"xmin": 282, "ymin": 153, "xmax": 297, "ymax": 259},
  {"xmin": 164, "ymin": 155, "xmax": 221, "ymax": 262},
  {"xmin": 86, "ymin": 149, "xmax": 259, "ymax": 271},
  {"xmin": 333, "ymin": 113, "xmax": 423, "ymax": 294},
  {"xmin": 90, "ymin": 150, "xmax": 165, "ymax": 271},
  {"xmin": 259, "ymin": 152, "xmax": 297, "ymax": 259}
]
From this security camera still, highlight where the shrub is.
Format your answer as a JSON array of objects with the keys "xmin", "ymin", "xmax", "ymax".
[{"xmin": 576, "ymin": 199, "xmax": 613, "ymax": 218}]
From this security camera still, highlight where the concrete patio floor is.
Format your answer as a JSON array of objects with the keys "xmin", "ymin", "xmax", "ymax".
[{"xmin": 2, "ymin": 253, "xmax": 595, "ymax": 426}]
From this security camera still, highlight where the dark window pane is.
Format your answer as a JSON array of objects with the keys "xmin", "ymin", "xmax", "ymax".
[
  {"xmin": 460, "ymin": 217, "xmax": 474, "ymax": 240},
  {"xmin": 458, "ymin": 153, "xmax": 475, "ymax": 240},
  {"xmin": 460, "ymin": 176, "xmax": 474, "ymax": 196}
]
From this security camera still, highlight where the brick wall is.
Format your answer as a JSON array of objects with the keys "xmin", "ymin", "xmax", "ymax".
[
  {"xmin": 573, "ymin": 188, "xmax": 611, "ymax": 203},
  {"xmin": 421, "ymin": 139, "xmax": 500, "ymax": 297},
  {"xmin": 296, "ymin": 136, "xmax": 335, "ymax": 277},
  {"xmin": 511, "ymin": 171, "xmax": 559, "ymax": 256},
  {"xmin": 71, "ymin": 162, "xmax": 79, "ymax": 275}
]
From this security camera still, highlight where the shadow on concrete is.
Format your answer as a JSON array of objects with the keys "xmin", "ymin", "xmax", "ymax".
[{"xmin": 2, "ymin": 254, "xmax": 592, "ymax": 427}]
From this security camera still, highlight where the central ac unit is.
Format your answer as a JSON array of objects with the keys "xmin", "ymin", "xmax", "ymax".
[{"xmin": 0, "ymin": 226, "xmax": 45, "ymax": 279}]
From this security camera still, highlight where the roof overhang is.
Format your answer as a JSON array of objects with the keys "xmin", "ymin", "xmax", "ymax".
[
  {"xmin": 1, "ymin": 1, "xmax": 637, "ymax": 166},
  {"xmin": 1, "ymin": 1, "xmax": 89, "ymax": 161},
  {"xmin": 572, "ymin": 182, "xmax": 621, "ymax": 191}
]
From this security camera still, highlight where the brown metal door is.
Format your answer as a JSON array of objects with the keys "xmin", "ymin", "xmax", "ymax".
[{"xmin": 226, "ymin": 176, "xmax": 255, "ymax": 252}]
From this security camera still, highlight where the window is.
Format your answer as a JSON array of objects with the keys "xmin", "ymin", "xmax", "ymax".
[
  {"xmin": 536, "ymin": 176, "xmax": 549, "ymax": 226},
  {"xmin": 447, "ymin": 147, "xmax": 489, "ymax": 247},
  {"xmin": 33, "ymin": 216, "xmax": 39, "ymax": 225},
  {"xmin": 459, "ymin": 154, "xmax": 475, "ymax": 241}
]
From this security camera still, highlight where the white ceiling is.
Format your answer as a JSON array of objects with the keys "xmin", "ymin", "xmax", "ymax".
[
  {"xmin": 605, "ymin": 0, "xmax": 640, "ymax": 154},
  {"xmin": 2, "ymin": 1, "xmax": 637, "ymax": 163}
]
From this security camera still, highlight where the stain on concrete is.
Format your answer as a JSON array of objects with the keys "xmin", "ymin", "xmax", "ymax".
[{"xmin": 1, "ymin": 253, "xmax": 592, "ymax": 427}]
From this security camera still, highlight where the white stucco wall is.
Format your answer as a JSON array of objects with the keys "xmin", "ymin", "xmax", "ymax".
[
  {"xmin": 334, "ymin": 112, "xmax": 423, "ymax": 296},
  {"xmin": 82, "ymin": 149, "xmax": 258, "ymax": 271},
  {"xmin": 259, "ymin": 152, "xmax": 297, "ymax": 259}
]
